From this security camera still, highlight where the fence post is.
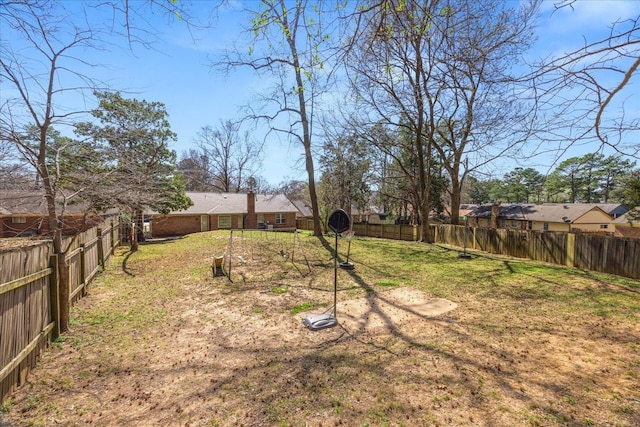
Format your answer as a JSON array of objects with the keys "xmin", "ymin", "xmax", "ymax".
[
  {"xmin": 110, "ymin": 220, "xmax": 115, "ymax": 253},
  {"xmin": 566, "ymin": 233, "xmax": 575, "ymax": 268},
  {"xmin": 49, "ymin": 255, "xmax": 60, "ymax": 339},
  {"xmin": 80, "ymin": 244, "xmax": 87, "ymax": 297},
  {"xmin": 473, "ymin": 227, "xmax": 477, "ymax": 249},
  {"xmin": 97, "ymin": 227, "xmax": 105, "ymax": 269}
]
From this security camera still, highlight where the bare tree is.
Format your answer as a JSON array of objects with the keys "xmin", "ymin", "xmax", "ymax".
[
  {"xmin": 343, "ymin": 0, "xmax": 448, "ymax": 241},
  {"xmin": 177, "ymin": 149, "xmax": 214, "ymax": 191},
  {"xmin": 246, "ymin": 175, "xmax": 276, "ymax": 194},
  {"xmin": 0, "ymin": 139, "xmax": 32, "ymax": 189},
  {"xmin": 524, "ymin": 2, "xmax": 640, "ymax": 160},
  {"xmin": 194, "ymin": 120, "xmax": 263, "ymax": 192},
  {"xmin": 276, "ymin": 179, "xmax": 308, "ymax": 202},
  {"xmin": 344, "ymin": 0, "xmax": 540, "ymax": 237},
  {"xmin": 0, "ymin": 1, "xmax": 113, "ymax": 333},
  {"xmin": 212, "ymin": 0, "xmax": 344, "ymax": 236},
  {"xmin": 430, "ymin": 0, "xmax": 540, "ymax": 224},
  {"xmin": 0, "ymin": 0, "xmax": 197, "ymax": 333}
]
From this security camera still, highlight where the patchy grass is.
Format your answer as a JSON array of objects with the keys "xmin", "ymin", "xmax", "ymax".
[
  {"xmin": 290, "ymin": 301, "xmax": 328, "ymax": 315},
  {"xmin": 2, "ymin": 230, "xmax": 639, "ymax": 427}
]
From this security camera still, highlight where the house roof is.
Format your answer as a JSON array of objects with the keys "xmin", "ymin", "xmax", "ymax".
[
  {"xmin": 527, "ymin": 204, "xmax": 609, "ymax": 223},
  {"xmin": 1, "ymin": 190, "xmax": 48, "ymax": 215},
  {"xmin": 178, "ymin": 192, "xmax": 247, "ymax": 214},
  {"xmin": 165, "ymin": 192, "xmax": 298, "ymax": 215},
  {"xmin": 597, "ymin": 203, "xmax": 628, "ymax": 218},
  {"xmin": 468, "ymin": 204, "xmax": 528, "ymax": 220},
  {"xmin": 468, "ymin": 203, "xmax": 612, "ymax": 224},
  {"xmin": 542, "ymin": 203, "xmax": 627, "ymax": 218},
  {"xmin": 615, "ymin": 226, "xmax": 640, "ymax": 239},
  {"xmin": 612, "ymin": 208, "xmax": 640, "ymax": 226},
  {"xmin": 291, "ymin": 200, "xmax": 313, "ymax": 217},
  {"xmin": 445, "ymin": 204, "xmax": 478, "ymax": 218},
  {"xmin": 0, "ymin": 190, "xmax": 88, "ymax": 215},
  {"xmin": 254, "ymin": 193, "xmax": 299, "ymax": 214}
]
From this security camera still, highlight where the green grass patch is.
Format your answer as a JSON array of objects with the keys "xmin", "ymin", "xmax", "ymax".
[
  {"xmin": 377, "ymin": 280, "xmax": 400, "ymax": 287},
  {"xmin": 290, "ymin": 301, "xmax": 327, "ymax": 315},
  {"xmin": 271, "ymin": 285, "xmax": 289, "ymax": 294}
]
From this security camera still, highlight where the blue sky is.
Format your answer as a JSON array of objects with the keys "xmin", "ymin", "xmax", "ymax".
[
  {"xmin": 2, "ymin": 0, "xmax": 638, "ymax": 185},
  {"xmin": 521, "ymin": 1, "xmax": 639, "ymax": 173}
]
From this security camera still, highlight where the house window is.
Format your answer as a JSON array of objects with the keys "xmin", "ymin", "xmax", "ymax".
[
  {"xmin": 218, "ymin": 215, "xmax": 231, "ymax": 229},
  {"xmin": 275, "ymin": 213, "xmax": 286, "ymax": 225},
  {"xmin": 511, "ymin": 220, "xmax": 518, "ymax": 228},
  {"xmin": 500, "ymin": 219, "xmax": 506, "ymax": 228},
  {"xmin": 600, "ymin": 224, "xmax": 608, "ymax": 229},
  {"xmin": 257, "ymin": 214, "xmax": 265, "ymax": 227},
  {"xmin": 543, "ymin": 222, "xmax": 549, "ymax": 231},
  {"xmin": 12, "ymin": 217, "xmax": 27, "ymax": 224}
]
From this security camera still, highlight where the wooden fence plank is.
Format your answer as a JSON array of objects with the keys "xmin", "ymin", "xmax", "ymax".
[
  {"xmin": 0, "ymin": 269, "xmax": 52, "ymax": 296},
  {"xmin": 1, "ymin": 216, "xmax": 120, "ymax": 404}
]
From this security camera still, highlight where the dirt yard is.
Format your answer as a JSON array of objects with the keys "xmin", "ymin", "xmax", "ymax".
[{"xmin": 1, "ymin": 231, "xmax": 639, "ymax": 426}]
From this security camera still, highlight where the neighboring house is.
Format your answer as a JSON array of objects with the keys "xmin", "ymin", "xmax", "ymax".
[
  {"xmin": 150, "ymin": 192, "xmax": 298, "ymax": 237},
  {"xmin": 456, "ymin": 204, "xmax": 479, "ymax": 223},
  {"xmin": 467, "ymin": 203, "xmax": 529, "ymax": 230},
  {"xmin": 0, "ymin": 190, "xmax": 109, "ymax": 238},
  {"xmin": 592, "ymin": 203, "xmax": 628, "ymax": 219},
  {"xmin": 467, "ymin": 203, "xmax": 617, "ymax": 233},
  {"xmin": 291, "ymin": 200, "xmax": 313, "ymax": 220},
  {"xmin": 352, "ymin": 205, "xmax": 387, "ymax": 224},
  {"xmin": 612, "ymin": 208, "xmax": 640, "ymax": 239},
  {"xmin": 527, "ymin": 204, "xmax": 615, "ymax": 232}
]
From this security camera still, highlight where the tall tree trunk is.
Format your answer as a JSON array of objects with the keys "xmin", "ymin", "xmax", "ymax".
[
  {"xmin": 39, "ymin": 127, "xmax": 72, "ymax": 332},
  {"xmin": 289, "ymin": 22, "xmax": 322, "ymax": 237},
  {"xmin": 305, "ymin": 144, "xmax": 323, "ymax": 236},
  {"xmin": 449, "ymin": 174, "xmax": 462, "ymax": 226},
  {"xmin": 130, "ymin": 221, "xmax": 139, "ymax": 252},
  {"xmin": 56, "ymin": 249, "xmax": 70, "ymax": 332},
  {"xmin": 135, "ymin": 209, "xmax": 145, "ymax": 243}
]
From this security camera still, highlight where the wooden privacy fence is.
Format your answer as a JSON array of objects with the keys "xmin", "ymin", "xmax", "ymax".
[
  {"xmin": 432, "ymin": 225, "xmax": 640, "ymax": 279},
  {"xmin": 573, "ymin": 233, "xmax": 640, "ymax": 279},
  {"xmin": 352, "ymin": 222, "xmax": 418, "ymax": 241},
  {"xmin": 0, "ymin": 217, "xmax": 120, "ymax": 403},
  {"xmin": 296, "ymin": 219, "xmax": 640, "ymax": 280},
  {"xmin": 295, "ymin": 219, "xmax": 419, "ymax": 241},
  {"xmin": 434, "ymin": 225, "xmax": 569, "ymax": 266}
]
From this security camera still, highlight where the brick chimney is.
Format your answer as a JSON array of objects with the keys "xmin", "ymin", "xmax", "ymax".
[
  {"xmin": 491, "ymin": 201, "xmax": 500, "ymax": 229},
  {"xmin": 247, "ymin": 192, "xmax": 256, "ymax": 229}
]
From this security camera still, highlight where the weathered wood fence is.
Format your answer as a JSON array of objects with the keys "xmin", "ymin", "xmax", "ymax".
[
  {"xmin": 0, "ymin": 217, "xmax": 120, "ymax": 403},
  {"xmin": 296, "ymin": 220, "xmax": 640, "ymax": 280}
]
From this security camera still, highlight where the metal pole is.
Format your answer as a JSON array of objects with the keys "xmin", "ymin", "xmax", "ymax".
[
  {"xmin": 228, "ymin": 230, "xmax": 233, "ymax": 282},
  {"xmin": 334, "ymin": 232, "xmax": 338, "ymax": 318},
  {"xmin": 463, "ymin": 217, "xmax": 468, "ymax": 254}
]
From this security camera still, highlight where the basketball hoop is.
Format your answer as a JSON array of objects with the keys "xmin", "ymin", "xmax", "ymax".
[
  {"xmin": 340, "ymin": 229, "xmax": 355, "ymax": 270},
  {"xmin": 304, "ymin": 209, "xmax": 350, "ymax": 330},
  {"xmin": 341, "ymin": 229, "xmax": 355, "ymax": 240}
]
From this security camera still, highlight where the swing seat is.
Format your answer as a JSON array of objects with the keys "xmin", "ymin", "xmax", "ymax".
[
  {"xmin": 303, "ymin": 313, "xmax": 337, "ymax": 331},
  {"xmin": 212, "ymin": 255, "xmax": 224, "ymax": 277}
]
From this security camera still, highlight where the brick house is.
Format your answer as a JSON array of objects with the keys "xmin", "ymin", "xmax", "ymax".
[
  {"xmin": 150, "ymin": 192, "xmax": 299, "ymax": 237},
  {"xmin": 467, "ymin": 202, "xmax": 620, "ymax": 232},
  {"xmin": 0, "ymin": 190, "xmax": 109, "ymax": 238}
]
